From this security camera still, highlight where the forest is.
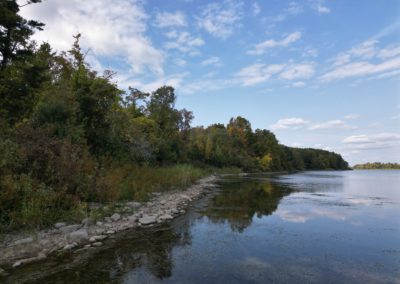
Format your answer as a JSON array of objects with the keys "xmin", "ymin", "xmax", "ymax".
[
  {"xmin": 0, "ymin": 1, "xmax": 349, "ymax": 230},
  {"xmin": 353, "ymin": 162, "xmax": 400, "ymax": 169}
]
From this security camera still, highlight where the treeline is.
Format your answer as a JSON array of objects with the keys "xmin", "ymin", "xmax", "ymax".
[
  {"xmin": 0, "ymin": 1, "xmax": 348, "ymax": 230},
  {"xmin": 353, "ymin": 162, "xmax": 400, "ymax": 170}
]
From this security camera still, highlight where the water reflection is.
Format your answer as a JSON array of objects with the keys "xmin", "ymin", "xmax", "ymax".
[{"xmin": 201, "ymin": 180, "xmax": 292, "ymax": 232}]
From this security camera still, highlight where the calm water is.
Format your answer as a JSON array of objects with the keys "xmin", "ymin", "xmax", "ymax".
[{"xmin": 6, "ymin": 170, "xmax": 400, "ymax": 283}]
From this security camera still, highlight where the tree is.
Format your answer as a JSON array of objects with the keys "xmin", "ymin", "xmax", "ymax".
[{"xmin": 0, "ymin": 0, "xmax": 44, "ymax": 69}]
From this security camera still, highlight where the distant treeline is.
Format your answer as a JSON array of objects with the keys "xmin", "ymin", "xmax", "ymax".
[
  {"xmin": 353, "ymin": 162, "xmax": 400, "ymax": 170},
  {"xmin": 0, "ymin": 1, "xmax": 349, "ymax": 230}
]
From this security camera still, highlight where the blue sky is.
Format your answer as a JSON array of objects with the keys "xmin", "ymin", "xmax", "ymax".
[{"xmin": 21, "ymin": 0, "xmax": 400, "ymax": 165}]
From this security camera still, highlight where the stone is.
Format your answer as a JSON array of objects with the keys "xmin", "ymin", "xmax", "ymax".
[
  {"xmin": 92, "ymin": 242, "xmax": 103, "ymax": 247},
  {"xmin": 128, "ymin": 215, "xmax": 138, "ymax": 223},
  {"xmin": 110, "ymin": 213, "xmax": 121, "ymax": 222},
  {"xmin": 96, "ymin": 221, "xmax": 103, "ymax": 226},
  {"xmin": 59, "ymin": 224, "xmax": 81, "ymax": 234},
  {"xmin": 63, "ymin": 243, "xmax": 77, "ymax": 251},
  {"xmin": 126, "ymin": 201, "xmax": 141, "ymax": 208},
  {"xmin": 139, "ymin": 215, "xmax": 157, "ymax": 225},
  {"xmin": 13, "ymin": 237, "xmax": 34, "ymax": 246},
  {"xmin": 105, "ymin": 230, "xmax": 115, "ymax": 235},
  {"xmin": 104, "ymin": 217, "xmax": 112, "ymax": 223},
  {"xmin": 160, "ymin": 200, "xmax": 166, "ymax": 205},
  {"xmin": 81, "ymin": 217, "xmax": 94, "ymax": 227},
  {"xmin": 159, "ymin": 214, "xmax": 173, "ymax": 221},
  {"xmin": 89, "ymin": 235, "xmax": 107, "ymax": 242},
  {"xmin": 68, "ymin": 229, "xmax": 89, "ymax": 243},
  {"xmin": 54, "ymin": 222, "xmax": 66, "ymax": 229}
]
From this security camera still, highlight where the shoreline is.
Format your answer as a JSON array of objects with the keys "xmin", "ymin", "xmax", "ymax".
[{"xmin": 0, "ymin": 175, "xmax": 220, "ymax": 276}]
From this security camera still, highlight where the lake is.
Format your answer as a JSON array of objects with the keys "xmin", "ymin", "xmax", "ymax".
[{"xmin": 6, "ymin": 170, "xmax": 400, "ymax": 283}]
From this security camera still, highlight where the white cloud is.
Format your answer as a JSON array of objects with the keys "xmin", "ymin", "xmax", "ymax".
[
  {"xmin": 320, "ymin": 57, "xmax": 400, "ymax": 81},
  {"xmin": 279, "ymin": 63, "xmax": 315, "ymax": 80},
  {"xmin": 377, "ymin": 45, "xmax": 400, "ymax": 59},
  {"xmin": 252, "ymin": 2, "xmax": 261, "ymax": 16},
  {"xmin": 236, "ymin": 62, "xmax": 315, "ymax": 86},
  {"xmin": 197, "ymin": 0, "xmax": 243, "ymax": 39},
  {"xmin": 309, "ymin": 120, "xmax": 356, "ymax": 130},
  {"xmin": 165, "ymin": 31, "xmax": 204, "ymax": 53},
  {"xmin": 292, "ymin": 81, "xmax": 305, "ymax": 87},
  {"xmin": 127, "ymin": 73, "xmax": 188, "ymax": 93},
  {"xmin": 270, "ymin": 117, "xmax": 310, "ymax": 130},
  {"xmin": 174, "ymin": 58, "xmax": 187, "ymax": 67},
  {"xmin": 286, "ymin": 2, "xmax": 303, "ymax": 15},
  {"xmin": 344, "ymin": 114, "xmax": 360, "ymax": 120},
  {"xmin": 20, "ymin": 0, "xmax": 164, "ymax": 76},
  {"xmin": 342, "ymin": 133, "xmax": 400, "ymax": 150},
  {"xmin": 248, "ymin": 31, "xmax": 301, "ymax": 55},
  {"xmin": 154, "ymin": 11, "xmax": 187, "ymax": 28},
  {"xmin": 236, "ymin": 63, "xmax": 285, "ymax": 86},
  {"xmin": 201, "ymin": 56, "xmax": 222, "ymax": 66},
  {"xmin": 323, "ymin": 39, "xmax": 400, "ymax": 81},
  {"xmin": 311, "ymin": 0, "xmax": 331, "ymax": 14}
]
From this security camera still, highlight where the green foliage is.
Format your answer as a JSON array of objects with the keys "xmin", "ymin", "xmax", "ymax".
[{"xmin": 353, "ymin": 162, "xmax": 400, "ymax": 169}]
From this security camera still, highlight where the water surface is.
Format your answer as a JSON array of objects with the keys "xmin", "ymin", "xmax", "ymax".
[{"xmin": 6, "ymin": 170, "xmax": 400, "ymax": 283}]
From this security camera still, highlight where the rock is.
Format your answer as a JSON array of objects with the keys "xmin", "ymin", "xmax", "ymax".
[
  {"xmin": 81, "ymin": 217, "xmax": 94, "ymax": 227},
  {"xmin": 110, "ymin": 213, "xmax": 121, "ymax": 222},
  {"xmin": 126, "ymin": 201, "xmax": 141, "ymax": 208},
  {"xmin": 180, "ymin": 210, "xmax": 186, "ymax": 214},
  {"xmin": 152, "ymin": 192, "xmax": 161, "ymax": 196},
  {"xmin": 104, "ymin": 217, "xmax": 112, "ymax": 223},
  {"xmin": 68, "ymin": 229, "xmax": 89, "ymax": 243},
  {"xmin": 105, "ymin": 230, "xmax": 115, "ymax": 235},
  {"xmin": 139, "ymin": 215, "xmax": 157, "ymax": 225},
  {"xmin": 37, "ymin": 252, "xmax": 47, "ymax": 260},
  {"xmin": 84, "ymin": 244, "xmax": 92, "ymax": 249},
  {"xmin": 54, "ymin": 222, "xmax": 66, "ymax": 229},
  {"xmin": 96, "ymin": 221, "xmax": 103, "ymax": 226},
  {"xmin": 128, "ymin": 215, "xmax": 138, "ymax": 223},
  {"xmin": 63, "ymin": 243, "xmax": 77, "ymax": 251},
  {"xmin": 160, "ymin": 200, "xmax": 166, "ymax": 205},
  {"xmin": 89, "ymin": 235, "xmax": 107, "ymax": 242},
  {"xmin": 13, "ymin": 237, "xmax": 34, "ymax": 246},
  {"xmin": 92, "ymin": 242, "xmax": 103, "ymax": 247},
  {"xmin": 159, "ymin": 214, "xmax": 173, "ymax": 221},
  {"xmin": 59, "ymin": 224, "xmax": 81, "ymax": 234},
  {"xmin": 12, "ymin": 253, "xmax": 44, "ymax": 268},
  {"xmin": 180, "ymin": 194, "xmax": 192, "ymax": 201}
]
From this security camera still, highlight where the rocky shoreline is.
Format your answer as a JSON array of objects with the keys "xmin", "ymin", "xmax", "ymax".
[{"xmin": 0, "ymin": 175, "xmax": 220, "ymax": 276}]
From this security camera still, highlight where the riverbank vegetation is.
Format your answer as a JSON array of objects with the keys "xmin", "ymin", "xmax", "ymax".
[
  {"xmin": 353, "ymin": 162, "xmax": 400, "ymax": 170},
  {"xmin": 0, "ymin": 1, "xmax": 349, "ymax": 231}
]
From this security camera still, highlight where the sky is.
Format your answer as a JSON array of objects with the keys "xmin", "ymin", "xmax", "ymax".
[{"xmin": 20, "ymin": 0, "xmax": 400, "ymax": 166}]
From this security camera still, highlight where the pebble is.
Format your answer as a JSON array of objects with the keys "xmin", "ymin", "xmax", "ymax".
[
  {"xmin": 92, "ymin": 242, "xmax": 103, "ymax": 247},
  {"xmin": 54, "ymin": 222, "xmax": 66, "ymax": 229},
  {"xmin": 110, "ymin": 213, "xmax": 121, "ymax": 222},
  {"xmin": 13, "ymin": 237, "xmax": 34, "ymax": 246}
]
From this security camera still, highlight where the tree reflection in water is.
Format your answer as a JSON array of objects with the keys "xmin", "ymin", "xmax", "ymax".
[{"xmin": 201, "ymin": 179, "xmax": 292, "ymax": 232}]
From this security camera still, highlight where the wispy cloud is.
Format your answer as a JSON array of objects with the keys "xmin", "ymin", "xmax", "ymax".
[
  {"xmin": 236, "ymin": 62, "xmax": 314, "ymax": 86},
  {"xmin": 309, "ymin": 120, "xmax": 356, "ymax": 130},
  {"xmin": 321, "ymin": 40, "xmax": 400, "ymax": 81},
  {"xmin": 164, "ymin": 31, "xmax": 204, "ymax": 54},
  {"xmin": 248, "ymin": 32, "xmax": 302, "ymax": 55},
  {"xmin": 201, "ymin": 56, "xmax": 222, "ymax": 66},
  {"xmin": 342, "ymin": 133, "xmax": 400, "ymax": 150},
  {"xmin": 252, "ymin": 2, "xmax": 261, "ymax": 16},
  {"xmin": 197, "ymin": 0, "xmax": 243, "ymax": 39},
  {"xmin": 154, "ymin": 11, "xmax": 186, "ymax": 28},
  {"xmin": 311, "ymin": 0, "xmax": 331, "ymax": 14},
  {"xmin": 270, "ymin": 117, "xmax": 310, "ymax": 130}
]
